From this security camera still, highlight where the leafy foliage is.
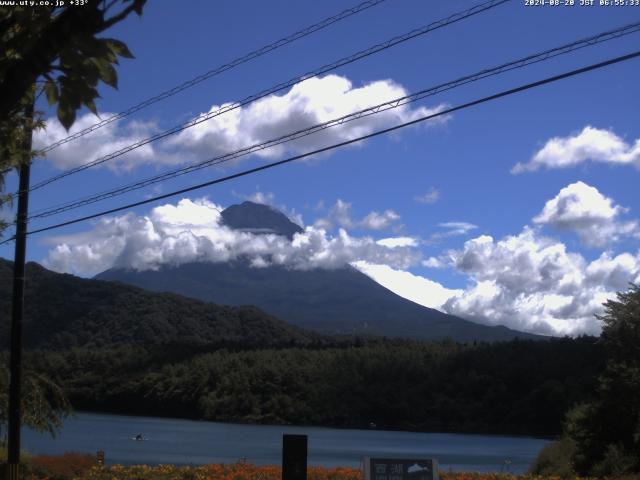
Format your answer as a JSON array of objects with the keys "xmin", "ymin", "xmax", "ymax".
[
  {"xmin": 0, "ymin": 85, "xmax": 42, "ymax": 234},
  {"xmin": 0, "ymin": 1, "xmax": 145, "ymax": 234},
  {"xmin": 27, "ymin": 337, "xmax": 602, "ymax": 436},
  {"xmin": 0, "ymin": 0, "xmax": 144, "ymax": 126},
  {"xmin": 565, "ymin": 285, "xmax": 640, "ymax": 475},
  {"xmin": 0, "ymin": 358, "xmax": 72, "ymax": 439},
  {"xmin": 528, "ymin": 438, "xmax": 576, "ymax": 477}
]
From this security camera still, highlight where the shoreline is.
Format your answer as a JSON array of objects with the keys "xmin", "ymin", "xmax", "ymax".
[
  {"xmin": 65, "ymin": 410, "xmax": 555, "ymax": 441},
  {"xmin": 23, "ymin": 412, "xmax": 548, "ymax": 474}
]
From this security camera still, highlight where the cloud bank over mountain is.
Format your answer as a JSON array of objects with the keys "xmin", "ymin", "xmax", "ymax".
[
  {"xmin": 44, "ymin": 198, "xmax": 418, "ymax": 277},
  {"xmin": 440, "ymin": 228, "xmax": 640, "ymax": 336},
  {"xmin": 42, "ymin": 179, "xmax": 640, "ymax": 337}
]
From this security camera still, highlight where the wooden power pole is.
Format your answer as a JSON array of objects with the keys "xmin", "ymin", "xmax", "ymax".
[{"xmin": 5, "ymin": 100, "xmax": 34, "ymax": 480}]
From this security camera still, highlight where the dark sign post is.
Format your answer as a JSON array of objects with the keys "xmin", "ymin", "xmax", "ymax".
[
  {"xmin": 364, "ymin": 458, "xmax": 439, "ymax": 480},
  {"xmin": 282, "ymin": 434, "xmax": 307, "ymax": 480}
]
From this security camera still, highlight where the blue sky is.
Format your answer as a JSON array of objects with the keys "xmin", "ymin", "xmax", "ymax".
[{"xmin": 2, "ymin": 0, "xmax": 639, "ymax": 336}]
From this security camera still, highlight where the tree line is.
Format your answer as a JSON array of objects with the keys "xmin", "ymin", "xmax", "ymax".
[{"xmin": 22, "ymin": 336, "xmax": 601, "ymax": 437}]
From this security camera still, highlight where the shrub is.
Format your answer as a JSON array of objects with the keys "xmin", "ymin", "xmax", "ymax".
[
  {"xmin": 591, "ymin": 444, "xmax": 640, "ymax": 478},
  {"xmin": 528, "ymin": 437, "xmax": 575, "ymax": 477},
  {"xmin": 0, "ymin": 443, "xmax": 31, "ymax": 466}
]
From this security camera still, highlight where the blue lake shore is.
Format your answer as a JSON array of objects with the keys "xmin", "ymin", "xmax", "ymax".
[{"xmin": 23, "ymin": 412, "xmax": 549, "ymax": 474}]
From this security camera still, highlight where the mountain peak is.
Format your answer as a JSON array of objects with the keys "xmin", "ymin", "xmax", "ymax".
[{"xmin": 221, "ymin": 201, "xmax": 303, "ymax": 240}]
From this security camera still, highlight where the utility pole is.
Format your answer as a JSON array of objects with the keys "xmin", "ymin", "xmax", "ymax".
[{"xmin": 5, "ymin": 98, "xmax": 34, "ymax": 480}]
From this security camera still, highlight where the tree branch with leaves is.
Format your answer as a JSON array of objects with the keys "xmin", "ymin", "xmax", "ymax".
[
  {"xmin": 0, "ymin": 0, "xmax": 145, "ymax": 234},
  {"xmin": 0, "ymin": 360, "xmax": 72, "ymax": 441}
]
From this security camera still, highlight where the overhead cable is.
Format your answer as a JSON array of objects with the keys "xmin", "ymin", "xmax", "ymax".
[
  {"xmin": 5, "ymin": 49, "xmax": 635, "ymax": 242},
  {"xmin": 38, "ymin": 0, "xmax": 389, "ymax": 153},
  {"xmin": 22, "ymin": 0, "xmax": 510, "ymax": 196},
  {"xmin": 26, "ymin": 21, "xmax": 640, "ymax": 221}
]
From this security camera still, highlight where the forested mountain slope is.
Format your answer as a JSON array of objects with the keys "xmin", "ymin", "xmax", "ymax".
[{"xmin": 0, "ymin": 258, "xmax": 318, "ymax": 350}]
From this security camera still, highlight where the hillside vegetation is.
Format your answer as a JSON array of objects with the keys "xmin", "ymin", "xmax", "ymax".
[
  {"xmin": 0, "ymin": 257, "xmax": 604, "ymax": 436},
  {"xmin": 0, "ymin": 258, "xmax": 319, "ymax": 350},
  {"xmin": 23, "ymin": 336, "xmax": 602, "ymax": 436}
]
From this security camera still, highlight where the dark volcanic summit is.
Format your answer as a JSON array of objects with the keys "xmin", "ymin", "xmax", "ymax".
[
  {"xmin": 221, "ymin": 201, "xmax": 303, "ymax": 239},
  {"xmin": 97, "ymin": 201, "xmax": 541, "ymax": 342}
]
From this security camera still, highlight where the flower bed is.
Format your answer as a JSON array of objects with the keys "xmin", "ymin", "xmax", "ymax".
[{"xmin": 20, "ymin": 457, "xmax": 640, "ymax": 480}]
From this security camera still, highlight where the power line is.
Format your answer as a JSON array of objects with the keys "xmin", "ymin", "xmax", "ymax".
[
  {"xmin": 25, "ymin": 20, "xmax": 640, "ymax": 221},
  {"xmin": 4, "ymin": 48, "xmax": 635, "ymax": 242},
  {"xmin": 29, "ymin": 0, "xmax": 510, "ymax": 191},
  {"xmin": 21, "ymin": 0, "xmax": 510, "ymax": 197},
  {"xmin": 38, "ymin": 0, "xmax": 389, "ymax": 153}
]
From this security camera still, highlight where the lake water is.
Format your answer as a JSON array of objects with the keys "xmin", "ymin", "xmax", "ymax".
[{"xmin": 22, "ymin": 412, "xmax": 549, "ymax": 473}]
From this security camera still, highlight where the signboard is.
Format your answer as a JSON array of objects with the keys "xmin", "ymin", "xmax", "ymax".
[{"xmin": 364, "ymin": 458, "xmax": 438, "ymax": 480}]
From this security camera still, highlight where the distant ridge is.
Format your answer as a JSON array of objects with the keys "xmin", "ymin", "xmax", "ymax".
[
  {"xmin": 97, "ymin": 201, "xmax": 543, "ymax": 342},
  {"xmin": 0, "ymin": 258, "xmax": 318, "ymax": 350}
]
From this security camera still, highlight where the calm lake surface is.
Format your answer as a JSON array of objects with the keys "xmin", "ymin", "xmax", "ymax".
[{"xmin": 23, "ymin": 412, "xmax": 548, "ymax": 473}]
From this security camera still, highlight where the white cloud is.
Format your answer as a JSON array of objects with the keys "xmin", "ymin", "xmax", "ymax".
[
  {"xmin": 415, "ymin": 187, "xmax": 440, "ymax": 204},
  {"xmin": 40, "ymin": 190, "xmax": 640, "ymax": 338},
  {"xmin": 585, "ymin": 251, "xmax": 640, "ymax": 291},
  {"xmin": 34, "ymin": 113, "xmax": 161, "ymax": 171},
  {"xmin": 166, "ymin": 74, "xmax": 448, "ymax": 161},
  {"xmin": 423, "ymin": 257, "xmax": 445, "ymax": 268},
  {"xmin": 428, "ymin": 221, "xmax": 478, "ymax": 243},
  {"xmin": 438, "ymin": 222, "xmax": 478, "ymax": 235},
  {"xmin": 533, "ymin": 181, "xmax": 638, "ymax": 247},
  {"xmin": 314, "ymin": 199, "xmax": 402, "ymax": 232},
  {"xmin": 361, "ymin": 210, "xmax": 400, "ymax": 230},
  {"xmin": 352, "ymin": 261, "xmax": 461, "ymax": 309},
  {"xmin": 513, "ymin": 126, "xmax": 640, "ymax": 173},
  {"xmin": 439, "ymin": 227, "xmax": 640, "ymax": 336},
  {"xmin": 240, "ymin": 190, "xmax": 276, "ymax": 206},
  {"xmin": 43, "ymin": 198, "xmax": 419, "ymax": 277},
  {"xmin": 314, "ymin": 199, "xmax": 353, "ymax": 230},
  {"xmin": 34, "ymin": 74, "xmax": 447, "ymax": 174},
  {"xmin": 377, "ymin": 237, "xmax": 418, "ymax": 248}
]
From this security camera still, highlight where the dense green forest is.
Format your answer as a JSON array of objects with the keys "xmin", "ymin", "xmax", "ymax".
[
  {"xmin": 0, "ymin": 258, "xmax": 608, "ymax": 438},
  {"xmin": 22, "ymin": 336, "xmax": 602, "ymax": 436},
  {"xmin": 0, "ymin": 259, "xmax": 322, "ymax": 350}
]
